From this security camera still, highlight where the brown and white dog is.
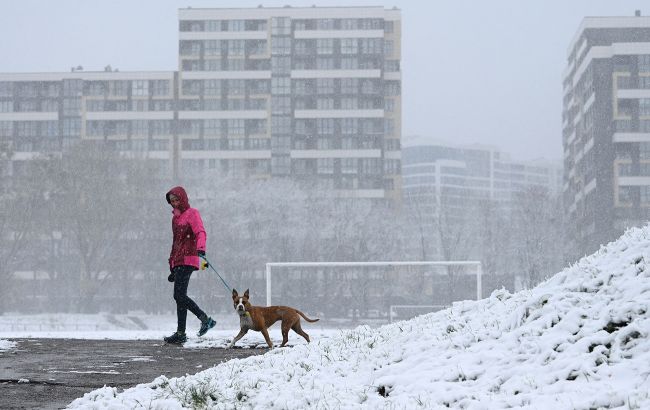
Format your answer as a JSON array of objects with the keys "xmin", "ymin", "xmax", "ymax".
[{"xmin": 228, "ymin": 289, "xmax": 319, "ymax": 348}]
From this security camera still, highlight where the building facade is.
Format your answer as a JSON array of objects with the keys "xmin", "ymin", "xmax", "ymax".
[
  {"xmin": 0, "ymin": 6, "xmax": 401, "ymax": 200},
  {"xmin": 563, "ymin": 12, "xmax": 650, "ymax": 255},
  {"xmin": 402, "ymin": 139, "xmax": 562, "ymax": 213}
]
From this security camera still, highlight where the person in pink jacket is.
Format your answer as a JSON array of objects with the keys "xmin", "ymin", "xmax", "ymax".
[{"xmin": 163, "ymin": 186, "xmax": 215, "ymax": 344}]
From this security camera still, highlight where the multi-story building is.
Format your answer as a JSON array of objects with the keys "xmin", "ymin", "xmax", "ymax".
[
  {"xmin": 401, "ymin": 137, "xmax": 562, "ymax": 264},
  {"xmin": 402, "ymin": 138, "xmax": 562, "ymax": 214},
  {"xmin": 563, "ymin": 11, "xmax": 650, "ymax": 255},
  {"xmin": 0, "ymin": 6, "xmax": 402, "ymax": 200}
]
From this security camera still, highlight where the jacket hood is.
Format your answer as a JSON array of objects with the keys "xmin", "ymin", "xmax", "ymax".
[{"xmin": 166, "ymin": 186, "xmax": 190, "ymax": 212}]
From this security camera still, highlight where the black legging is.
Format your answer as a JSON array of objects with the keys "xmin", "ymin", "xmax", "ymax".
[{"xmin": 173, "ymin": 265, "xmax": 206, "ymax": 332}]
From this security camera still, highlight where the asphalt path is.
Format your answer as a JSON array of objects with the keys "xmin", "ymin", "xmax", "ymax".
[{"xmin": 0, "ymin": 338, "xmax": 267, "ymax": 409}]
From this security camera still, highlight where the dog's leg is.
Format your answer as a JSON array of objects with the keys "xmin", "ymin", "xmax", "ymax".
[
  {"xmin": 292, "ymin": 320, "xmax": 310, "ymax": 343},
  {"xmin": 260, "ymin": 327, "xmax": 273, "ymax": 348},
  {"xmin": 228, "ymin": 329, "xmax": 248, "ymax": 349},
  {"xmin": 280, "ymin": 321, "xmax": 292, "ymax": 347}
]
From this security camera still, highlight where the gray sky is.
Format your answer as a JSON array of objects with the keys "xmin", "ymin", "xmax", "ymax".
[{"xmin": 1, "ymin": 0, "xmax": 648, "ymax": 161}]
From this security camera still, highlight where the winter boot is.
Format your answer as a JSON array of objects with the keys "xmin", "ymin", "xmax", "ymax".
[
  {"xmin": 197, "ymin": 316, "xmax": 216, "ymax": 337},
  {"xmin": 163, "ymin": 331, "xmax": 187, "ymax": 345}
]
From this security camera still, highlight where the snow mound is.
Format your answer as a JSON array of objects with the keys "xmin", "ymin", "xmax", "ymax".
[{"xmin": 68, "ymin": 226, "xmax": 650, "ymax": 409}]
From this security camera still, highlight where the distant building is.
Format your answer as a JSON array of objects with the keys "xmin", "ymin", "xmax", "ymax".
[
  {"xmin": 563, "ymin": 11, "xmax": 650, "ymax": 255},
  {"xmin": 401, "ymin": 137, "xmax": 562, "ymax": 260},
  {"xmin": 402, "ymin": 137, "xmax": 562, "ymax": 212},
  {"xmin": 0, "ymin": 6, "xmax": 402, "ymax": 200}
]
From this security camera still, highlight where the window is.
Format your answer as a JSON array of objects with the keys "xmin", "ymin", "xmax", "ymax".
[
  {"xmin": 132, "ymin": 120, "xmax": 148, "ymax": 137},
  {"xmin": 41, "ymin": 98, "xmax": 59, "ymax": 112},
  {"xmin": 152, "ymin": 80, "xmax": 170, "ymax": 96},
  {"xmin": 271, "ymin": 56, "xmax": 290, "ymax": 75},
  {"xmin": 228, "ymin": 138, "xmax": 245, "ymax": 150},
  {"xmin": 641, "ymin": 99, "xmax": 650, "ymax": 117},
  {"xmin": 385, "ymin": 81, "xmax": 400, "ymax": 96},
  {"xmin": 108, "ymin": 81, "xmax": 128, "ymax": 96},
  {"xmin": 0, "ymin": 101, "xmax": 12, "ymax": 112},
  {"xmin": 341, "ymin": 98, "xmax": 358, "ymax": 110},
  {"xmin": 385, "ymin": 119, "xmax": 395, "ymax": 136},
  {"xmin": 639, "ymin": 55, "xmax": 650, "ymax": 73},
  {"xmin": 641, "ymin": 186, "xmax": 650, "ymax": 203},
  {"xmin": 317, "ymin": 137, "xmax": 333, "ymax": 149},
  {"xmin": 227, "ymin": 119, "xmax": 245, "ymax": 135},
  {"xmin": 271, "ymin": 77, "xmax": 291, "ymax": 94},
  {"xmin": 0, "ymin": 82, "xmax": 12, "ymax": 97},
  {"xmin": 62, "ymin": 118, "xmax": 80, "ymax": 136},
  {"xmin": 341, "ymin": 78, "xmax": 358, "ymax": 94},
  {"xmin": 227, "ymin": 20, "xmax": 244, "ymax": 31},
  {"xmin": 205, "ymin": 20, "xmax": 222, "ymax": 32},
  {"xmin": 317, "ymin": 19, "xmax": 334, "ymax": 30},
  {"xmin": 272, "ymin": 116, "xmax": 291, "ymax": 134},
  {"xmin": 360, "ymin": 158, "xmax": 381, "ymax": 174},
  {"xmin": 319, "ymin": 57, "xmax": 335, "ymax": 70},
  {"xmin": 342, "ymin": 118, "xmax": 358, "ymax": 134},
  {"xmin": 132, "ymin": 80, "xmax": 149, "ymax": 97},
  {"xmin": 316, "ymin": 39, "xmax": 334, "ymax": 55},
  {"xmin": 360, "ymin": 38, "xmax": 383, "ymax": 54},
  {"xmin": 271, "ymin": 156, "xmax": 290, "ymax": 174},
  {"xmin": 618, "ymin": 186, "xmax": 634, "ymax": 204},
  {"xmin": 294, "ymin": 40, "xmax": 310, "ymax": 56},
  {"xmin": 204, "ymin": 80, "xmax": 221, "ymax": 96},
  {"xmin": 63, "ymin": 98, "xmax": 81, "ymax": 115},
  {"xmin": 86, "ymin": 121, "xmax": 104, "ymax": 137},
  {"xmin": 384, "ymin": 21, "xmax": 394, "ymax": 33},
  {"xmin": 385, "ymin": 61, "xmax": 400, "ymax": 72},
  {"xmin": 271, "ymin": 17, "xmax": 290, "ymax": 35},
  {"xmin": 316, "ymin": 78, "xmax": 334, "ymax": 94},
  {"xmin": 228, "ymin": 79, "xmax": 245, "ymax": 95},
  {"xmin": 317, "ymin": 98, "xmax": 334, "ymax": 110},
  {"xmin": 385, "ymin": 99, "xmax": 395, "ymax": 112},
  {"xmin": 151, "ymin": 120, "xmax": 172, "ymax": 136},
  {"xmin": 228, "ymin": 40, "xmax": 244, "ymax": 56},
  {"xmin": 341, "ymin": 19, "xmax": 358, "ymax": 30},
  {"xmin": 317, "ymin": 119, "xmax": 334, "ymax": 134},
  {"xmin": 43, "ymin": 121, "xmax": 58, "ymax": 137},
  {"xmin": 272, "ymin": 96, "xmax": 291, "ymax": 114},
  {"xmin": 0, "ymin": 121, "xmax": 12, "ymax": 137},
  {"xmin": 204, "ymin": 120, "xmax": 221, "ymax": 136},
  {"xmin": 341, "ymin": 158, "xmax": 357, "ymax": 174},
  {"xmin": 341, "ymin": 57, "xmax": 358, "ymax": 69},
  {"xmin": 384, "ymin": 40, "xmax": 394, "ymax": 56},
  {"xmin": 342, "ymin": 137, "xmax": 356, "ymax": 149},
  {"xmin": 63, "ymin": 79, "xmax": 83, "ymax": 97},
  {"xmin": 87, "ymin": 82, "xmax": 105, "ymax": 96},
  {"xmin": 271, "ymin": 37, "xmax": 291, "ymax": 55},
  {"xmin": 317, "ymin": 158, "xmax": 334, "ymax": 174}
]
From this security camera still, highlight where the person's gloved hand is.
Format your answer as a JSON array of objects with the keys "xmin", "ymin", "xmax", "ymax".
[
  {"xmin": 168, "ymin": 268, "xmax": 175, "ymax": 283},
  {"xmin": 198, "ymin": 250, "xmax": 205, "ymax": 257}
]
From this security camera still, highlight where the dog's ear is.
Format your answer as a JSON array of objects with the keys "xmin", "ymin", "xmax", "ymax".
[
  {"xmin": 244, "ymin": 289, "xmax": 249, "ymax": 298},
  {"xmin": 232, "ymin": 289, "xmax": 238, "ymax": 299}
]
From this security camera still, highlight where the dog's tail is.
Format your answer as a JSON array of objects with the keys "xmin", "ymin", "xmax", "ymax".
[{"xmin": 296, "ymin": 310, "xmax": 319, "ymax": 323}]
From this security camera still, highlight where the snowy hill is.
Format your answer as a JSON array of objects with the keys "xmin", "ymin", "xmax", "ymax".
[{"xmin": 69, "ymin": 226, "xmax": 650, "ymax": 409}]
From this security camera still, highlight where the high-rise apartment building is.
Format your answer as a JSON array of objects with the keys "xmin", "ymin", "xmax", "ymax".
[
  {"xmin": 563, "ymin": 11, "xmax": 650, "ymax": 255},
  {"xmin": 0, "ymin": 6, "xmax": 401, "ymax": 200}
]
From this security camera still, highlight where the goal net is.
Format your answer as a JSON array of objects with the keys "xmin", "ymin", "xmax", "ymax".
[{"xmin": 264, "ymin": 261, "xmax": 482, "ymax": 326}]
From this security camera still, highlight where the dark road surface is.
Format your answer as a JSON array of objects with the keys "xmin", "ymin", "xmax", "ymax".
[{"xmin": 0, "ymin": 339, "xmax": 267, "ymax": 409}]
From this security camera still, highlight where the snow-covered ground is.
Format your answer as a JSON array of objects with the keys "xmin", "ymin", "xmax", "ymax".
[
  {"xmin": 62, "ymin": 225, "xmax": 650, "ymax": 409},
  {"xmin": 0, "ymin": 339, "xmax": 15, "ymax": 352},
  {"xmin": 0, "ymin": 313, "xmax": 338, "ymax": 348}
]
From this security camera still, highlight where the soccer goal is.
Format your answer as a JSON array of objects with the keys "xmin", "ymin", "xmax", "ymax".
[{"xmin": 264, "ymin": 261, "xmax": 482, "ymax": 324}]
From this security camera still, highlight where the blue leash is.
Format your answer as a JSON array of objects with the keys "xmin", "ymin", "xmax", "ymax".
[{"xmin": 200, "ymin": 255, "xmax": 232, "ymax": 292}]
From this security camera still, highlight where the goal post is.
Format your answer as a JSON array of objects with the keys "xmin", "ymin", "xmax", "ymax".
[{"xmin": 264, "ymin": 261, "xmax": 482, "ymax": 307}]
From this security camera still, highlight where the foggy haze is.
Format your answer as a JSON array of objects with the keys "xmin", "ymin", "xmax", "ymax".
[{"xmin": 1, "ymin": 0, "xmax": 647, "ymax": 161}]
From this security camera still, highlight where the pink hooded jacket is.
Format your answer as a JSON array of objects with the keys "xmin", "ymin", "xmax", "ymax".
[{"xmin": 166, "ymin": 186, "xmax": 206, "ymax": 270}]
